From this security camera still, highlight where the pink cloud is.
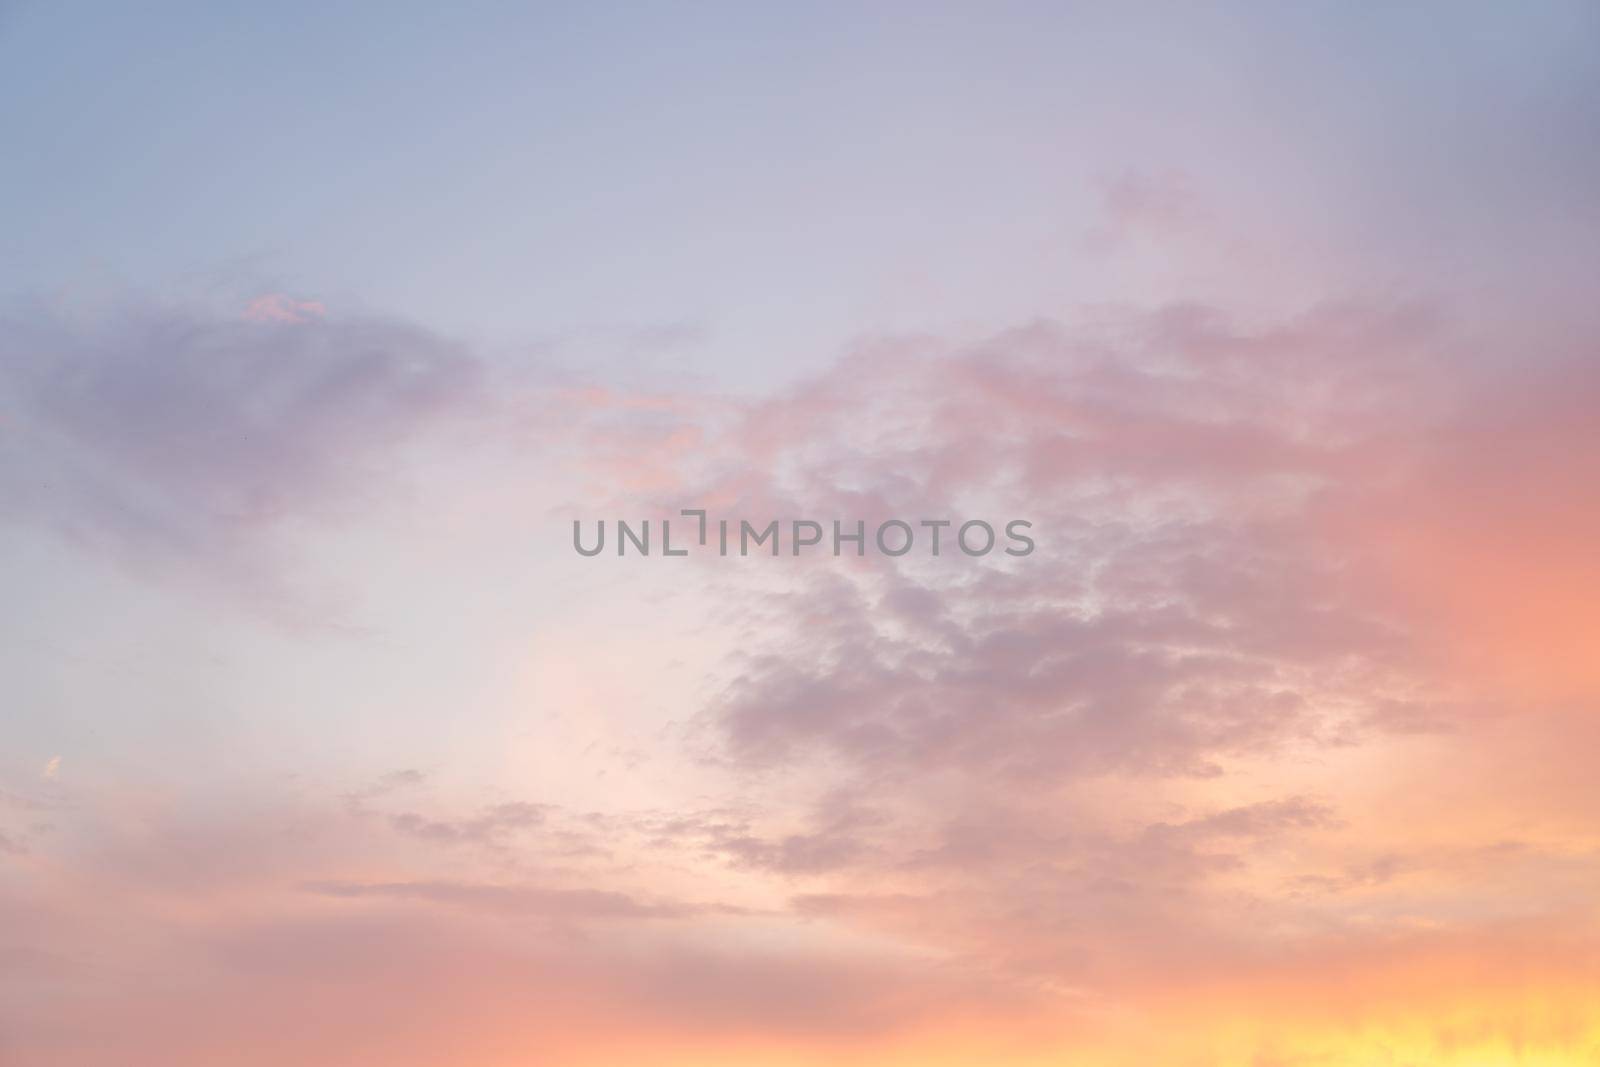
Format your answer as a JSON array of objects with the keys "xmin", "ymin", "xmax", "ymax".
[{"xmin": 242, "ymin": 293, "xmax": 328, "ymax": 324}]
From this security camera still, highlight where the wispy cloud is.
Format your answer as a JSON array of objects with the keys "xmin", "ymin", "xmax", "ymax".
[{"xmin": 0, "ymin": 294, "xmax": 482, "ymax": 601}]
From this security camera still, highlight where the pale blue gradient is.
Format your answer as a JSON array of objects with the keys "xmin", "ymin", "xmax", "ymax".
[{"xmin": 6, "ymin": 1, "xmax": 1595, "ymax": 391}]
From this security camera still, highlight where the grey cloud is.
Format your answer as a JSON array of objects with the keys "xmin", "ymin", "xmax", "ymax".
[
  {"xmin": 678, "ymin": 305, "xmax": 1447, "ymax": 794},
  {"xmin": 588, "ymin": 299, "xmax": 1559, "ymax": 990},
  {"xmin": 0, "ymin": 296, "xmax": 481, "ymax": 595}
]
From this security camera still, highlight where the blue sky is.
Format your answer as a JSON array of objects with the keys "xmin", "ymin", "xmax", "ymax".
[{"xmin": 8, "ymin": 1, "xmax": 1594, "ymax": 391}]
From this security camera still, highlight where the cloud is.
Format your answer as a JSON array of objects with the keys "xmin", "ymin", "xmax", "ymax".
[
  {"xmin": 385, "ymin": 801, "xmax": 549, "ymax": 846},
  {"xmin": 4, "ymin": 289, "xmax": 1600, "ymax": 1062},
  {"xmin": 0, "ymin": 294, "xmax": 481, "ymax": 599},
  {"xmin": 304, "ymin": 878, "xmax": 740, "ymax": 920},
  {"xmin": 0, "ymin": 782, "xmax": 1010, "ymax": 1066},
  {"xmin": 533, "ymin": 294, "xmax": 1600, "ymax": 1008},
  {"xmin": 642, "ymin": 792, "xmax": 885, "ymax": 877},
  {"xmin": 341, "ymin": 768, "xmax": 427, "ymax": 804},
  {"xmin": 241, "ymin": 293, "xmax": 327, "ymax": 324},
  {"xmin": 680, "ymin": 308, "xmax": 1433, "ymax": 789}
]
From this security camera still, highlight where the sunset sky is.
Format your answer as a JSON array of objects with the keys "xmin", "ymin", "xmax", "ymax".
[{"xmin": 3, "ymin": 3, "xmax": 1599, "ymax": 1064}]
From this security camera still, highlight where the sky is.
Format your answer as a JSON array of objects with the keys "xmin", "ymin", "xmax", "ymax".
[{"xmin": 2, "ymin": 2, "xmax": 1599, "ymax": 1064}]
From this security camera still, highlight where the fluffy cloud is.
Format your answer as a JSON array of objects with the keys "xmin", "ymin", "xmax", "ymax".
[{"xmin": 563, "ymin": 295, "xmax": 1600, "ymax": 1012}]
